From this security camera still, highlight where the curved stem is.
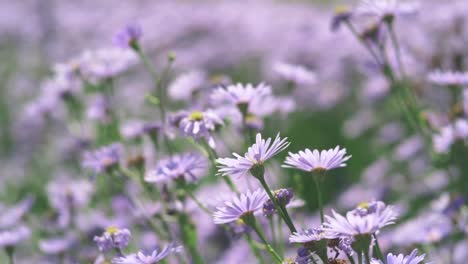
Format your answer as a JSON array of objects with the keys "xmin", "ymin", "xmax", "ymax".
[{"xmin": 312, "ymin": 175, "xmax": 324, "ymax": 223}]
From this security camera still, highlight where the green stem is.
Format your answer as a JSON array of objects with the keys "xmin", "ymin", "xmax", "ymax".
[
  {"xmin": 312, "ymin": 175, "xmax": 324, "ymax": 223},
  {"xmin": 387, "ymin": 22, "xmax": 405, "ymax": 77},
  {"xmin": 257, "ymin": 176, "xmax": 297, "ymax": 233},
  {"xmin": 269, "ymin": 217, "xmax": 277, "ymax": 250},
  {"xmin": 277, "ymin": 215, "xmax": 284, "ymax": 257},
  {"xmin": 177, "ymin": 213, "xmax": 205, "ymax": 264},
  {"xmin": 373, "ymin": 234, "xmax": 384, "ymax": 261},
  {"xmin": 344, "ymin": 21, "xmax": 382, "ymax": 65},
  {"xmin": 186, "ymin": 190, "xmax": 211, "ymax": 215},
  {"xmin": 5, "ymin": 247, "xmax": 14, "ymax": 264},
  {"xmin": 246, "ymin": 233, "xmax": 265, "ymax": 264},
  {"xmin": 358, "ymin": 252, "xmax": 363, "ymax": 264},
  {"xmin": 249, "ymin": 220, "xmax": 283, "ymax": 264}
]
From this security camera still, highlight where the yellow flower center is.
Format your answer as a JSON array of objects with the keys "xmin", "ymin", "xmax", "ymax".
[
  {"xmin": 358, "ymin": 201, "xmax": 370, "ymax": 209},
  {"xmin": 189, "ymin": 111, "xmax": 204, "ymax": 121},
  {"xmin": 335, "ymin": 5, "xmax": 350, "ymax": 15},
  {"xmin": 106, "ymin": 226, "xmax": 120, "ymax": 234}
]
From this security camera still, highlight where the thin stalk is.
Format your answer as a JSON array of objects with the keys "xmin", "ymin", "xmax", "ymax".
[
  {"xmin": 364, "ymin": 250, "xmax": 371, "ymax": 264},
  {"xmin": 373, "ymin": 234, "xmax": 385, "ymax": 261},
  {"xmin": 344, "ymin": 21, "xmax": 382, "ymax": 65},
  {"xmin": 386, "ymin": 22, "xmax": 405, "ymax": 77},
  {"xmin": 246, "ymin": 233, "xmax": 266, "ymax": 264},
  {"xmin": 347, "ymin": 252, "xmax": 356, "ymax": 264},
  {"xmin": 257, "ymin": 176, "xmax": 297, "ymax": 233},
  {"xmin": 277, "ymin": 215, "xmax": 285, "ymax": 257},
  {"xmin": 268, "ymin": 217, "xmax": 277, "ymax": 250},
  {"xmin": 186, "ymin": 190, "xmax": 211, "ymax": 215},
  {"xmin": 5, "ymin": 247, "xmax": 14, "ymax": 264},
  {"xmin": 358, "ymin": 252, "xmax": 363, "ymax": 264},
  {"xmin": 250, "ymin": 221, "xmax": 283, "ymax": 263},
  {"xmin": 312, "ymin": 175, "xmax": 324, "ymax": 223}
]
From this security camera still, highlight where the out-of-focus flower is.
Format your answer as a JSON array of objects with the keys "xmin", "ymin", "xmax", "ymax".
[
  {"xmin": 211, "ymin": 83, "xmax": 271, "ymax": 113},
  {"xmin": 112, "ymin": 242, "xmax": 182, "ymax": 264},
  {"xmin": 39, "ymin": 234, "xmax": 76, "ymax": 255},
  {"xmin": 120, "ymin": 120, "xmax": 146, "ymax": 140},
  {"xmin": 428, "ymin": 70, "xmax": 468, "ymax": 86},
  {"xmin": 213, "ymin": 189, "xmax": 268, "ymax": 224},
  {"xmin": 356, "ymin": 0, "xmax": 419, "ymax": 19},
  {"xmin": 145, "ymin": 153, "xmax": 208, "ymax": 183},
  {"xmin": 216, "ymin": 133, "xmax": 289, "ymax": 178},
  {"xmin": 78, "ymin": 47, "xmax": 137, "ymax": 82},
  {"xmin": 47, "ymin": 178, "xmax": 94, "ymax": 210},
  {"xmin": 168, "ymin": 70, "xmax": 206, "ymax": 101},
  {"xmin": 273, "ymin": 62, "xmax": 317, "ymax": 86},
  {"xmin": 0, "ymin": 225, "xmax": 31, "ymax": 247},
  {"xmin": 82, "ymin": 143, "xmax": 122, "ymax": 174},
  {"xmin": 323, "ymin": 201, "xmax": 397, "ymax": 237},
  {"xmin": 94, "ymin": 226, "xmax": 131, "ymax": 253},
  {"xmin": 283, "ymin": 146, "xmax": 351, "ymax": 173},
  {"xmin": 331, "ymin": 5, "xmax": 353, "ymax": 31},
  {"xmin": 392, "ymin": 212, "xmax": 452, "ymax": 245},
  {"xmin": 432, "ymin": 119, "xmax": 468, "ymax": 153},
  {"xmin": 289, "ymin": 226, "xmax": 327, "ymax": 243},
  {"xmin": 370, "ymin": 249, "xmax": 426, "ymax": 264},
  {"xmin": 113, "ymin": 23, "xmax": 142, "ymax": 49},
  {"xmin": 0, "ymin": 196, "xmax": 34, "ymax": 229},
  {"xmin": 178, "ymin": 109, "xmax": 223, "ymax": 148}
]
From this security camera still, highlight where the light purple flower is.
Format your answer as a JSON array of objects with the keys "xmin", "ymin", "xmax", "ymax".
[
  {"xmin": 112, "ymin": 242, "xmax": 182, "ymax": 264},
  {"xmin": 168, "ymin": 70, "xmax": 206, "ymax": 101},
  {"xmin": 0, "ymin": 225, "xmax": 31, "ymax": 247},
  {"xmin": 428, "ymin": 70, "xmax": 468, "ymax": 86},
  {"xmin": 145, "ymin": 153, "xmax": 208, "ymax": 183},
  {"xmin": 213, "ymin": 189, "xmax": 268, "ymax": 224},
  {"xmin": 289, "ymin": 226, "xmax": 327, "ymax": 243},
  {"xmin": 370, "ymin": 249, "xmax": 426, "ymax": 264},
  {"xmin": 82, "ymin": 143, "xmax": 122, "ymax": 174},
  {"xmin": 356, "ymin": 0, "xmax": 419, "ymax": 18},
  {"xmin": 273, "ymin": 62, "xmax": 317, "ymax": 86},
  {"xmin": 113, "ymin": 23, "xmax": 142, "ymax": 48},
  {"xmin": 283, "ymin": 146, "xmax": 351, "ymax": 173},
  {"xmin": 178, "ymin": 109, "xmax": 223, "ymax": 148},
  {"xmin": 323, "ymin": 201, "xmax": 397, "ymax": 237},
  {"xmin": 433, "ymin": 119, "xmax": 468, "ymax": 153},
  {"xmin": 211, "ymin": 83, "xmax": 271, "ymax": 107},
  {"xmin": 94, "ymin": 226, "xmax": 131, "ymax": 253},
  {"xmin": 0, "ymin": 196, "xmax": 34, "ymax": 229},
  {"xmin": 39, "ymin": 234, "xmax": 75, "ymax": 255},
  {"xmin": 216, "ymin": 133, "xmax": 290, "ymax": 178}
]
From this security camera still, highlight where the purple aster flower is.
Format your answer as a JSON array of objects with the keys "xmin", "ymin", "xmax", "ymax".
[
  {"xmin": 289, "ymin": 226, "xmax": 327, "ymax": 243},
  {"xmin": 210, "ymin": 83, "xmax": 271, "ymax": 111},
  {"xmin": 120, "ymin": 120, "xmax": 146, "ymax": 140},
  {"xmin": 263, "ymin": 188, "xmax": 294, "ymax": 217},
  {"xmin": 178, "ymin": 109, "xmax": 223, "ymax": 148},
  {"xmin": 213, "ymin": 189, "xmax": 268, "ymax": 224},
  {"xmin": 113, "ymin": 23, "xmax": 142, "ymax": 49},
  {"xmin": 0, "ymin": 225, "xmax": 31, "ymax": 248},
  {"xmin": 283, "ymin": 146, "xmax": 351, "ymax": 173},
  {"xmin": 39, "ymin": 234, "xmax": 75, "ymax": 255},
  {"xmin": 428, "ymin": 70, "xmax": 468, "ymax": 86},
  {"xmin": 112, "ymin": 242, "xmax": 182, "ymax": 264},
  {"xmin": 82, "ymin": 143, "xmax": 122, "ymax": 174},
  {"xmin": 0, "ymin": 196, "xmax": 34, "ymax": 229},
  {"xmin": 323, "ymin": 201, "xmax": 397, "ymax": 237},
  {"xmin": 145, "ymin": 153, "xmax": 208, "ymax": 184},
  {"xmin": 433, "ymin": 119, "xmax": 468, "ymax": 153},
  {"xmin": 370, "ymin": 249, "xmax": 426, "ymax": 264},
  {"xmin": 216, "ymin": 133, "xmax": 290, "ymax": 178},
  {"xmin": 93, "ymin": 226, "xmax": 131, "ymax": 253},
  {"xmin": 47, "ymin": 178, "xmax": 94, "ymax": 210},
  {"xmin": 273, "ymin": 62, "xmax": 317, "ymax": 86},
  {"xmin": 168, "ymin": 70, "xmax": 206, "ymax": 101}
]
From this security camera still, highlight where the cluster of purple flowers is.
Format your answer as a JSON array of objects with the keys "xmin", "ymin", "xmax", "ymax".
[{"xmin": 1, "ymin": 0, "xmax": 468, "ymax": 263}]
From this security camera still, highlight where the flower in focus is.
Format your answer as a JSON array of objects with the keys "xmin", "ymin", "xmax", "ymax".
[
  {"xmin": 82, "ymin": 143, "xmax": 122, "ymax": 174},
  {"xmin": 213, "ymin": 189, "xmax": 268, "ymax": 224},
  {"xmin": 178, "ymin": 109, "xmax": 223, "ymax": 148},
  {"xmin": 283, "ymin": 146, "xmax": 351, "ymax": 173},
  {"xmin": 323, "ymin": 201, "xmax": 397, "ymax": 237},
  {"xmin": 94, "ymin": 226, "xmax": 131, "ymax": 253},
  {"xmin": 145, "ymin": 153, "xmax": 208, "ymax": 184},
  {"xmin": 168, "ymin": 70, "xmax": 206, "ymax": 101},
  {"xmin": 370, "ymin": 249, "xmax": 426, "ymax": 264},
  {"xmin": 428, "ymin": 70, "xmax": 468, "ymax": 87},
  {"xmin": 0, "ymin": 225, "xmax": 31, "ymax": 248},
  {"xmin": 273, "ymin": 62, "xmax": 317, "ymax": 86},
  {"xmin": 113, "ymin": 23, "xmax": 142, "ymax": 49},
  {"xmin": 216, "ymin": 133, "xmax": 290, "ymax": 178},
  {"xmin": 112, "ymin": 242, "xmax": 182, "ymax": 264}
]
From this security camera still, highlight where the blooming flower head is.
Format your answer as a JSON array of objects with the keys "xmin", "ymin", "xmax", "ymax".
[
  {"xmin": 370, "ymin": 249, "xmax": 426, "ymax": 264},
  {"xmin": 145, "ymin": 153, "xmax": 208, "ymax": 184},
  {"xmin": 94, "ymin": 226, "xmax": 131, "ymax": 253},
  {"xmin": 112, "ymin": 242, "xmax": 182, "ymax": 264},
  {"xmin": 283, "ymin": 146, "xmax": 351, "ymax": 173},
  {"xmin": 428, "ymin": 70, "xmax": 468, "ymax": 87},
  {"xmin": 273, "ymin": 62, "xmax": 317, "ymax": 86},
  {"xmin": 216, "ymin": 133, "xmax": 290, "ymax": 178},
  {"xmin": 323, "ymin": 201, "xmax": 397, "ymax": 237},
  {"xmin": 289, "ymin": 226, "xmax": 327, "ymax": 243},
  {"xmin": 113, "ymin": 23, "xmax": 142, "ymax": 49},
  {"xmin": 213, "ymin": 189, "xmax": 268, "ymax": 224},
  {"xmin": 82, "ymin": 143, "xmax": 122, "ymax": 174},
  {"xmin": 0, "ymin": 225, "xmax": 31, "ymax": 248},
  {"xmin": 178, "ymin": 109, "xmax": 223, "ymax": 148},
  {"xmin": 168, "ymin": 70, "xmax": 206, "ymax": 101},
  {"xmin": 211, "ymin": 83, "xmax": 271, "ymax": 112}
]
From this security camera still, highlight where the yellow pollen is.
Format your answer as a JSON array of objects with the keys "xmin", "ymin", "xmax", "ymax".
[
  {"xmin": 106, "ymin": 226, "xmax": 120, "ymax": 234},
  {"xmin": 358, "ymin": 201, "xmax": 370, "ymax": 209},
  {"xmin": 335, "ymin": 5, "xmax": 350, "ymax": 14},
  {"xmin": 189, "ymin": 111, "xmax": 204, "ymax": 121}
]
